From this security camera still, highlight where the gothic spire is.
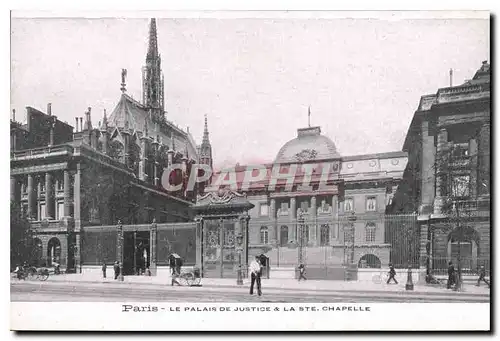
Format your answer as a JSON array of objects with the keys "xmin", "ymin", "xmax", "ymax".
[
  {"xmin": 147, "ymin": 18, "xmax": 158, "ymax": 61},
  {"xmin": 202, "ymin": 114, "xmax": 210, "ymax": 145},
  {"xmin": 100, "ymin": 109, "xmax": 108, "ymax": 131}
]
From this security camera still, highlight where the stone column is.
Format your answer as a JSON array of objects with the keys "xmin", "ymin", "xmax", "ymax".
[
  {"xmin": 45, "ymin": 172, "xmax": 54, "ymax": 219},
  {"xmin": 290, "ymin": 197, "xmax": 296, "ymax": 242},
  {"xmin": 73, "ymin": 163, "xmax": 81, "ymax": 230},
  {"xmin": 478, "ymin": 122, "xmax": 490, "ymax": 196},
  {"xmin": 270, "ymin": 198, "xmax": 277, "ymax": 245},
  {"xmin": 311, "ymin": 196, "xmax": 317, "ymax": 246},
  {"xmin": 150, "ymin": 219, "xmax": 157, "ymax": 276},
  {"xmin": 75, "ymin": 233, "xmax": 81, "ymax": 273},
  {"xmin": 63, "ymin": 170, "xmax": 71, "ymax": 217},
  {"xmin": 331, "ymin": 195, "xmax": 338, "ymax": 242},
  {"xmin": 469, "ymin": 138, "xmax": 478, "ymax": 197},
  {"xmin": 27, "ymin": 174, "xmax": 35, "ymax": 219},
  {"xmin": 10, "ymin": 176, "xmax": 18, "ymax": 203},
  {"xmin": 433, "ymin": 128, "xmax": 448, "ymax": 215}
]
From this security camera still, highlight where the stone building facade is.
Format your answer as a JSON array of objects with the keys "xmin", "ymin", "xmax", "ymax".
[
  {"xmin": 388, "ymin": 61, "xmax": 491, "ymax": 273},
  {"xmin": 210, "ymin": 125, "xmax": 407, "ymax": 270},
  {"xmin": 10, "ymin": 19, "xmax": 212, "ymax": 272}
]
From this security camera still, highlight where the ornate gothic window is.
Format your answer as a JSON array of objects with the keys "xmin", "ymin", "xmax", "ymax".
[{"xmin": 260, "ymin": 226, "xmax": 269, "ymax": 244}]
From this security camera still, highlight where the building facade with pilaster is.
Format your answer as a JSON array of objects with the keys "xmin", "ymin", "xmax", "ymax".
[{"xmin": 388, "ymin": 61, "xmax": 491, "ymax": 273}]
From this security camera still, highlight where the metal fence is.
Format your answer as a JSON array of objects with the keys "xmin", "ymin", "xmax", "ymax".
[{"xmin": 251, "ymin": 213, "xmax": 420, "ymax": 271}]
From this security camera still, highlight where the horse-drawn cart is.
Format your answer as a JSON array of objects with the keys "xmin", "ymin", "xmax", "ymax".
[{"xmin": 169, "ymin": 253, "xmax": 202, "ymax": 287}]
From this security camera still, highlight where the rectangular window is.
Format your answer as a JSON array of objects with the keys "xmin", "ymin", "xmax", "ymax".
[
  {"xmin": 451, "ymin": 175, "xmax": 470, "ymax": 198},
  {"xmin": 280, "ymin": 202, "xmax": 289, "ymax": 212},
  {"xmin": 259, "ymin": 203, "xmax": 269, "ymax": 216},
  {"xmin": 300, "ymin": 201, "xmax": 309, "ymax": 212},
  {"xmin": 366, "ymin": 197, "xmax": 377, "ymax": 212},
  {"xmin": 57, "ymin": 202, "xmax": 64, "ymax": 220},
  {"xmin": 344, "ymin": 198, "xmax": 354, "ymax": 212},
  {"xmin": 39, "ymin": 203, "xmax": 46, "ymax": 220}
]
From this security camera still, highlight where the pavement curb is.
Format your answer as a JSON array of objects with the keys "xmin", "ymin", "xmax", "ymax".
[{"xmin": 17, "ymin": 279, "xmax": 490, "ymax": 298}]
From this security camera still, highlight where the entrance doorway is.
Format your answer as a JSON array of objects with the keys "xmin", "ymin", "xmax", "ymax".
[{"xmin": 123, "ymin": 231, "xmax": 150, "ymax": 275}]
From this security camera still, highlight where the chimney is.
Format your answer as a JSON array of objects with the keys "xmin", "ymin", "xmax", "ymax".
[
  {"xmin": 12, "ymin": 109, "xmax": 15, "ymax": 122},
  {"xmin": 47, "ymin": 103, "xmax": 52, "ymax": 116},
  {"xmin": 449, "ymin": 68, "xmax": 453, "ymax": 87},
  {"xmin": 79, "ymin": 117, "xmax": 83, "ymax": 131},
  {"xmin": 75, "ymin": 117, "xmax": 79, "ymax": 132}
]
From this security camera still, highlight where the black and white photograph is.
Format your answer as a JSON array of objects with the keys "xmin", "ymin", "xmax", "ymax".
[{"xmin": 8, "ymin": 10, "xmax": 491, "ymax": 331}]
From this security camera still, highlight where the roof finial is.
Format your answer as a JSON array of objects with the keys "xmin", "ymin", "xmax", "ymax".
[
  {"xmin": 449, "ymin": 68, "xmax": 453, "ymax": 87},
  {"xmin": 12, "ymin": 109, "xmax": 16, "ymax": 122},
  {"xmin": 100, "ymin": 109, "xmax": 108, "ymax": 130},
  {"xmin": 308, "ymin": 105, "xmax": 311, "ymax": 127},
  {"xmin": 121, "ymin": 68, "xmax": 127, "ymax": 93}
]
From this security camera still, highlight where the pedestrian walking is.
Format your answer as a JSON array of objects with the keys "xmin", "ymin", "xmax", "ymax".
[
  {"xmin": 249, "ymin": 256, "xmax": 262, "ymax": 296},
  {"xmin": 298, "ymin": 264, "xmax": 307, "ymax": 281},
  {"xmin": 114, "ymin": 261, "xmax": 120, "ymax": 280},
  {"xmin": 447, "ymin": 261, "xmax": 456, "ymax": 289},
  {"xmin": 102, "ymin": 262, "xmax": 107, "ymax": 279},
  {"xmin": 476, "ymin": 265, "xmax": 490, "ymax": 288},
  {"xmin": 387, "ymin": 263, "xmax": 398, "ymax": 284}
]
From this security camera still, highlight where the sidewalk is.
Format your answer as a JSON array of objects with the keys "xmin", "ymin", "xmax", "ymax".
[{"xmin": 40, "ymin": 273, "xmax": 490, "ymax": 298}]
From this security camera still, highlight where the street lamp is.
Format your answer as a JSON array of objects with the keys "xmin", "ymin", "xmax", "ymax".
[
  {"xmin": 405, "ymin": 227, "xmax": 414, "ymax": 291},
  {"xmin": 117, "ymin": 220, "xmax": 124, "ymax": 281},
  {"xmin": 345, "ymin": 211, "xmax": 357, "ymax": 281}
]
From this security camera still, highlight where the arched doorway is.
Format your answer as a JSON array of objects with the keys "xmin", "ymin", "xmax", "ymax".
[
  {"xmin": 47, "ymin": 237, "xmax": 61, "ymax": 267},
  {"xmin": 280, "ymin": 225, "xmax": 288, "ymax": 246},
  {"xmin": 32, "ymin": 238, "xmax": 43, "ymax": 266},
  {"xmin": 447, "ymin": 227, "xmax": 480, "ymax": 271},
  {"xmin": 358, "ymin": 254, "xmax": 381, "ymax": 269}
]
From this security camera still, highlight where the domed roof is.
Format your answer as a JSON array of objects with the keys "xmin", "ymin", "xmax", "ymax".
[{"xmin": 274, "ymin": 126, "xmax": 340, "ymax": 163}]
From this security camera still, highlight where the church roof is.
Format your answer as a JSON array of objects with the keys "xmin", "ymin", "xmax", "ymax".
[
  {"xmin": 274, "ymin": 126, "xmax": 340, "ymax": 163},
  {"xmin": 108, "ymin": 93, "xmax": 199, "ymax": 160}
]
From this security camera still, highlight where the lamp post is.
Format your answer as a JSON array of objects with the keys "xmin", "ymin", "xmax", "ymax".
[
  {"xmin": 133, "ymin": 230, "xmax": 137, "ymax": 275},
  {"xmin": 406, "ymin": 227, "xmax": 414, "ymax": 290},
  {"xmin": 117, "ymin": 220, "xmax": 124, "ymax": 281}
]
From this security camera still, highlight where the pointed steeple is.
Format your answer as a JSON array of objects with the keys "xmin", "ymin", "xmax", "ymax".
[
  {"xmin": 142, "ymin": 18, "xmax": 164, "ymax": 121},
  {"xmin": 202, "ymin": 114, "xmax": 210, "ymax": 145},
  {"xmin": 147, "ymin": 18, "xmax": 158, "ymax": 61}
]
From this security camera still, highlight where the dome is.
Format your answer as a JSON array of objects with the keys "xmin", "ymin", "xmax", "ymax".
[{"xmin": 274, "ymin": 126, "xmax": 340, "ymax": 163}]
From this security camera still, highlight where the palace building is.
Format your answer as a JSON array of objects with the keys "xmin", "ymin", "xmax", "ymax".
[
  {"xmin": 10, "ymin": 19, "xmax": 212, "ymax": 273},
  {"xmin": 209, "ymin": 124, "xmax": 408, "ymax": 278},
  {"xmin": 388, "ymin": 61, "xmax": 491, "ymax": 276}
]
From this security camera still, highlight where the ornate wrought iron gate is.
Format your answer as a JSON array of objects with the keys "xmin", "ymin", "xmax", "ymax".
[{"xmin": 202, "ymin": 219, "xmax": 237, "ymax": 278}]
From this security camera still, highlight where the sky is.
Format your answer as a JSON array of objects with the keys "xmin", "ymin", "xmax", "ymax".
[{"xmin": 11, "ymin": 14, "xmax": 490, "ymax": 169}]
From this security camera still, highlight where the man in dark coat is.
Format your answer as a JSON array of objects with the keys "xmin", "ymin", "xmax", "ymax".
[
  {"xmin": 387, "ymin": 263, "xmax": 398, "ymax": 284},
  {"xmin": 114, "ymin": 261, "xmax": 120, "ymax": 280},
  {"xmin": 476, "ymin": 265, "xmax": 490, "ymax": 288},
  {"xmin": 298, "ymin": 264, "xmax": 307, "ymax": 281},
  {"xmin": 447, "ymin": 261, "xmax": 456, "ymax": 289}
]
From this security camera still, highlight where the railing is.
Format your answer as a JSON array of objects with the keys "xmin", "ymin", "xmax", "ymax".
[
  {"xmin": 11, "ymin": 145, "xmax": 73, "ymax": 160},
  {"xmin": 431, "ymin": 256, "xmax": 490, "ymax": 277}
]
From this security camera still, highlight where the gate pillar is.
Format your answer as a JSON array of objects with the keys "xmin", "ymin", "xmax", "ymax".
[
  {"xmin": 150, "ymin": 219, "xmax": 157, "ymax": 276},
  {"xmin": 195, "ymin": 217, "xmax": 203, "ymax": 274}
]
